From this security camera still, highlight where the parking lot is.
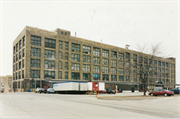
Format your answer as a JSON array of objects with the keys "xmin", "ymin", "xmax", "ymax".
[{"xmin": 0, "ymin": 92, "xmax": 180, "ymax": 118}]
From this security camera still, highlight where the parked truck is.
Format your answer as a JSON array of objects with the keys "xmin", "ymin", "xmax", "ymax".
[{"xmin": 53, "ymin": 81, "xmax": 105, "ymax": 94}]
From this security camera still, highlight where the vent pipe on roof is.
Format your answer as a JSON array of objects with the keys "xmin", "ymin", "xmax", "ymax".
[{"xmin": 125, "ymin": 44, "xmax": 130, "ymax": 49}]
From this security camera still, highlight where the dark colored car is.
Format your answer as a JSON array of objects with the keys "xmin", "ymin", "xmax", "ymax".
[
  {"xmin": 107, "ymin": 89, "xmax": 115, "ymax": 94},
  {"xmin": 39, "ymin": 88, "xmax": 47, "ymax": 94},
  {"xmin": 171, "ymin": 88, "xmax": 180, "ymax": 94},
  {"xmin": 118, "ymin": 89, "xmax": 123, "ymax": 93},
  {"xmin": 149, "ymin": 89, "xmax": 174, "ymax": 96}
]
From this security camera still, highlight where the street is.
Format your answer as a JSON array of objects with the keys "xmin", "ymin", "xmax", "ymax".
[{"xmin": 0, "ymin": 92, "xmax": 180, "ymax": 118}]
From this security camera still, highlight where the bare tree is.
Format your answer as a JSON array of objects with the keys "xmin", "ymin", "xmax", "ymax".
[{"xmin": 133, "ymin": 42, "xmax": 163, "ymax": 96}]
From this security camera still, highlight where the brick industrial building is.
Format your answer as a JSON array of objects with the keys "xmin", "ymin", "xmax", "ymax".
[{"xmin": 12, "ymin": 26, "xmax": 176, "ymax": 92}]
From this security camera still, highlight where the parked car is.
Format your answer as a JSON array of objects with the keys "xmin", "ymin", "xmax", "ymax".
[
  {"xmin": 98, "ymin": 89, "xmax": 107, "ymax": 94},
  {"xmin": 107, "ymin": 89, "xmax": 115, "ymax": 94},
  {"xmin": 139, "ymin": 89, "xmax": 149, "ymax": 92},
  {"xmin": 149, "ymin": 89, "xmax": 174, "ymax": 96},
  {"xmin": 171, "ymin": 88, "xmax": 180, "ymax": 94},
  {"xmin": 47, "ymin": 88, "xmax": 55, "ymax": 94},
  {"xmin": 39, "ymin": 88, "xmax": 47, "ymax": 94},
  {"xmin": 118, "ymin": 89, "xmax": 123, "ymax": 93},
  {"xmin": 113, "ymin": 89, "xmax": 119, "ymax": 93},
  {"xmin": 35, "ymin": 88, "xmax": 43, "ymax": 93}
]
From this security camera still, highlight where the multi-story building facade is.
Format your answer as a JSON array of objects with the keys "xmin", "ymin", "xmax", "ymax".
[{"xmin": 12, "ymin": 26, "xmax": 176, "ymax": 91}]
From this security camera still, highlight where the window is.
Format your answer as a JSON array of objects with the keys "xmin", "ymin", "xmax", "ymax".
[
  {"xmin": 65, "ymin": 52, "xmax": 68, "ymax": 60},
  {"xmin": 83, "ymin": 73, "xmax": 90, "ymax": 80},
  {"xmin": 59, "ymin": 41, "xmax": 62, "ymax": 49},
  {"xmin": 154, "ymin": 60, "xmax": 157, "ymax": 65},
  {"xmin": 119, "ymin": 61, "xmax": 124, "ymax": 67},
  {"xmin": 158, "ymin": 61, "xmax": 161, "ymax": 66},
  {"xmin": 111, "ymin": 51, "xmax": 117, "ymax": 58},
  {"xmin": 111, "ymin": 75, "xmax": 117, "ymax": 81},
  {"xmin": 154, "ymin": 72, "xmax": 157, "ymax": 77},
  {"xmin": 22, "ymin": 70, "xmax": 24, "ymax": 78},
  {"xmin": 126, "ymin": 76, "xmax": 130, "ymax": 81},
  {"xmin": 119, "ymin": 53, "xmax": 124, "ymax": 60},
  {"xmin": 72, "ymin": 54, "xmax": 80, "ymax": 61},
  {"xmin": 125, "ymin": 69, "xmax": 130, "ymax": 75},
  {"xmin": 166, "ymin": 62, "xmax": 169, "ymax": 67},
  {"xmin": 93, "ymin": 65, "xmax": 100, "ymax": 72},
  {"xmin": 19, "ymin": 40, "xmax": 21, "ymax": 50},
  {"xmin": 162, "ymin": 73, "xmax": 165, "ymax": 77},
  {"xmin": 22, "ymin": 49, "xmax": 25, "ymax": 57},
  {"xmin": 23, "ymin": 36, "xmax": 25, "ymax": 46},
  {"xmin": 30, "ymin": 59, "xmax": 40, "ymax": 68},
  {"xmin": 65, "ymin": 62, "xmax": 68, "ymax": 70},
  {"xmin": 61, "ymin": 31, "xmax": 63, "ymax": 35},
  {"xmin": 31, "ymin": 36, "xmax": 41, "ymax": 46},
  {"xmin": 31, "ymin": 48, "xmax": 41, "ymax": 57},
  {"xmin": 19, "ymin": 61, "xmax": 21, "ymax": 69},
  {"xmin": 45, "ymin": 49, "xmax": 55, "ymax": 58},
  {"xmin": 102, "ymin": 49, "xmax": 109, "ymax": 57},
  {"xmin": 59, "ymin": 61, "xmax": 62, "ymax": 69},
  {"xmin": 165, "ymin": 69, "xmax": 169, "ymax": 73},
  {"xmin": 93, "ymin": 47, "xmax": 100, "ymax": 56},
  {"xmin": 72, "ymin": 72, "xmax": 80, "ymax": 80},
  {"xmin": 83, "ymin": 64, "xmax": 91, "ymax": 71},
  {"xmin": 19, "ymin": 51, "xmax": 21, "ymax": 59},
  {"xmin": 59, "ymin": 52, "xmax": 62, "ymax": 59},
  {"xmin": 45, "ymin": 38, "xmax": 56, "ymax": 48},
  {"xmin": 158, "ymin": 67, "xmax": 161, "ymax": 72},
  {"xmin": 13, "ymin": 46, "xmax": 15, "ymax": 54},
  {"xmin": 65, "ymin": 32, "xmax": 67, "ymax": 36},
  {"xmin": 44, "ymin": 60, "xmax": 55, "ymax": 69},
  {"xmin": 133, "ymin": 54, "xmax": 137, "ymax": 62},
  {"xmin": 19, "ymin": 71, "xmax": 21, "ymax": 79},
  {"xmin": 162, "ymin": 62, "xmax": 165, "ymax": 67},
  {"xmin": 103, "ymin": 75, "xmax": 109, "ymax": 81},
  {"xmin": 154, "ymin": 67, "xmax": 157, "ymax": 71},
  {"xmin": 144, "ymin": 58, "xmax": 148, "ymax": 64},
  {"xmin": 71, "ymin": 63, "xmax": 80, "ymax": 71},
  {"xmin": 16, "ymin": 54, "xmax": 18, "ymax": 61},
  {"xmin": 102, "ymin": 66, "xmax": 108, "ymax": 73},
  {"xmin": 16, "ymin": 43, "xmax": 18, "ymax": 52},
  {"xmin": 133, "ymin": 63, "xmax": 137, "ymax": 68},
  {"xmin": 139, "ymin": 57, "xmax": 143, "ymax": 63},
  {"xmin": 133, "ymin": 70, "xmax": 137, "ymax": 75},
  {"xmin": 16, "ymin": 72, "xmax": 17, "ymax": 79},
  {"xmin": 44, "ymin": 70, "xmax": 55, "ymax": 79},
  {"xmin": 125, "ymin": 62, "xmax": 130, "ymax": 68},
  {"xmin": 111, "ymin": 67, "xmax": 117, "ymax": 74},
  {"xmin": 119, "ymin": 76, "xmax": 124, "ymax": 81},
  {"xmin": 126, "ymin": 53, "xmax": 130, "ymax": 61},
  {"xmin": 16, "ymin": 63, "xmax": 18, "ymax": 70},
  {"xmin": 59, "ymin": 71, "xmax": 62, "ymax": 79},
  {"xmin": 65, "ymin": 72, "xmax": 68, "ymax": 79},
  {"xmin": 31, "ymin": 70, "xmax": 40, "ymax": 78},
  {"xmin": 93, "ymin": 57, "xmax": 100, "ymax": 64},
  {"xmin": 22, "ymin": 59, "xmax": 24, "ymax": 68},
  {"xmin": 93, "ymin": 74, "xmax": 100, "ymax": 80},
  {"xmin": 83, "ymin": 55, "xmax": 91, "ymax": 63},
  {"xmin": 134, "ymin": 77, "xmax": 137, "ymax": 82},
  {"xmin": 72, "ymin": 43, "xmax": 80, "ymax": 52},
  {"xmin": 83, "ymin": 45, "xmax": 91, "ymax": 54},
  {"xmin": 158, "ymin": 73, "xmax": 161, "ymax": 77},
  {"xmin": 111, "ymin": 60, "xmax": 117, "ymax": 66},
  {"xmin": 103, "ymin": 58, "xmax": 108, "ymax": 65},
  {"xmin": 13, "ymin": 65, "xmax": 15, "ymax": 71},
  {"xmin": 65, "ymin": 42, "xmax": 68, "ymax": 50},
  {"xmin": 13, "ymin": 56, "xmax": 15, "ymax": 63},
  {"xmin": 119, "ymin": 68, "xmax": 124, "ymax": 74}
]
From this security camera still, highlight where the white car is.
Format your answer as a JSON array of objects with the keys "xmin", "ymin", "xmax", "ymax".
[
  {"xmin": 35, "ymin": 88, "xmax": 43, "ymax": 93},
  {"xmin": 47, "ymin": 88, "xmax": 55, "ymax": 94}
]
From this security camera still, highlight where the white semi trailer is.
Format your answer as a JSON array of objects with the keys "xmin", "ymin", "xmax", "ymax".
[{"xmin": 53, "ymin": 81, "xmax": 105, "ymax": 94}]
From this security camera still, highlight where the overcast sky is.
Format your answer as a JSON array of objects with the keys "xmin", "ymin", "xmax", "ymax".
[{"xmin": 0, "ymin": 0, "xmax": 179, "ymax": 83}]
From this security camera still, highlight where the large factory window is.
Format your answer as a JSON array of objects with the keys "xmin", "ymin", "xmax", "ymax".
[
  {"xmin": 45, "ymin": 38, "xmax": 56, "ymax": 48},
  {"xmin": 31, "ymin": 48, "xmax": 41, "ymax": 57},
  {"xmin": 83, "ymin": 45, "xmax": 91, "ymax": 54},
  {"xmin": 83, "ymin": 55, "xmax": 91, "ymax": 63},
  {"xmin": 102, "ymin": 49, "xmax": 109, "ymax": 57},
  {"xmin": 31, "ymin": 59, "xmax": 40, "ymax": 68},
  {"xmin": 72, "ymin": 43, "xmax": 80, "ymax": 52},
  {"xmin": 93, "ymin": 74, "xmax": 100, "ymax": 80},
  {"xmin": 45, "ymin": 49, "xmax": 55, "ymax": 58},
  {"xmin": 31, "ymin": 70, "xmax": 40, "ymax": 78},
  {"xmin": 31, "ymin": 36, "xmax": 41, "ymax": 46},
  {"xmin": 93, "ymin": 47, "xmax": 100, "ymax": 56},
  {"xmin": 44, "ymin": 70, "xmax": 55, "ymax": 79},
  {"xmin": 103, "ymin": 75, "xmax": 109, "ymax": 81},
  {"xmin": 72, "ymin": 72, "xmax": 80, "ymax": 80}
]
